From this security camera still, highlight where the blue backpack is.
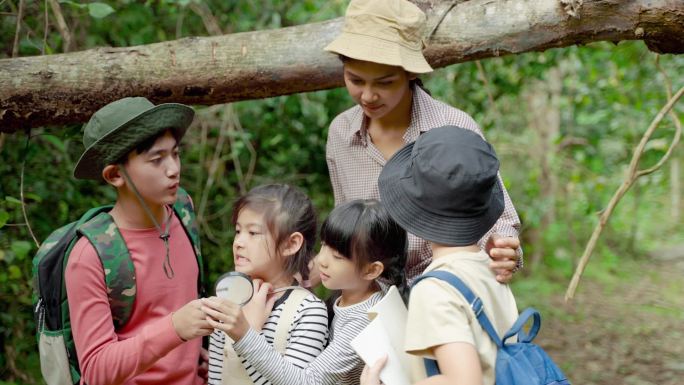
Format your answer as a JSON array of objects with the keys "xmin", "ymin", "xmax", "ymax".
[{"xmin": 412, "ymin": 271, "xmax": 570, "ymax": 385}]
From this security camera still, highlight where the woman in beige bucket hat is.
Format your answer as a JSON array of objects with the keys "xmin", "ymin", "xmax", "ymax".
[{"xmin": 323, "ymin": 0, "xmax": 524, "ymax": 285}]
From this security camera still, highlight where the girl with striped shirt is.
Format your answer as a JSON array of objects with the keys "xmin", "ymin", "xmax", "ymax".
[
  {"xmin": 207, "ymin": 199, "xmax": 408, "ymax": 385},
  {"xmin": 201, "ymin": 184, "xmax": 329, "ymax": 385}
]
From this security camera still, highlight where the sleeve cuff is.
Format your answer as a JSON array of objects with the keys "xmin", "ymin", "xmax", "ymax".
[{"xmin": 232, "ymin": 327, "xmax": 261, "ymax": 353}]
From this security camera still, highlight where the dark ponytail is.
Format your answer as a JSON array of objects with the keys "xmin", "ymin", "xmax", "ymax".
[
  {"xmin": 410, "ymin": 77, "xmax": 431, "ymax": 96},
  {"xmin": 381, "ymin": 249, "xmax": 409, "ymax": 302},
  {"xmin": 320, "ymin": 199, "xmax": 409, "ymax": 302}
]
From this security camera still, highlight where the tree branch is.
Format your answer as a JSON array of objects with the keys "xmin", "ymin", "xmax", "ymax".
[
  {"xmin": 196, "ymin": 106, "xmax": 228, "ymax": 225},
  {"xmin": 11, "ymin": 0, "xmax": 24, "ymax": 58},
  {"xmin": 1, "ymin": 0, "xmax": 683, "ymax": 132},
  {"xmin": 48, "ymin": 0, "xmax": 72, "ymax": 52},
  {"xmin": 565, "ymin": 83, "xmax": 684, "ymax": 301},
  {"xmin": 20, "ymin": 132, "xmax": 40, "ymax": 247}
]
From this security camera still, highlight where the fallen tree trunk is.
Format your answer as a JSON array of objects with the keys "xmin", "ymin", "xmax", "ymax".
[{"xmin": 1, "ymin": 0, "xmax": 682, "ymax": 132}]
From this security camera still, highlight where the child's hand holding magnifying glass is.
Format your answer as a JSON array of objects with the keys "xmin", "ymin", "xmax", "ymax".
[
  {"xmin": 201, "ymin": 271, "xmax": 255, "ymax": 341},
  {"xmin": 201, "ymin": 296, "xmax": 249, "ymax": 341}
]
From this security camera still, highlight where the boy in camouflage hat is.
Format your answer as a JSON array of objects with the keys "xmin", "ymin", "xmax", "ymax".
[{"xmin": 66, "ymin": 97, "xmax": 211, "ymax": 384}]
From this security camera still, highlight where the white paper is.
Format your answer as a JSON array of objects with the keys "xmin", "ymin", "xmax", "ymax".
[{"xmin": 350, "ymin": 286, "xmax": 412, "ymax": 385}]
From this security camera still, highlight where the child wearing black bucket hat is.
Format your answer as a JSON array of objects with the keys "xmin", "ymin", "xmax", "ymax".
[{"xmin": 375, "ymin": 125, "xmax": 520, "ymax": 385}]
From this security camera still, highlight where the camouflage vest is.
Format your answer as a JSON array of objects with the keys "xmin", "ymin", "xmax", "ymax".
[{"xmin": 32, "ymin": 187, "xmax": 204, "ymax": 385}]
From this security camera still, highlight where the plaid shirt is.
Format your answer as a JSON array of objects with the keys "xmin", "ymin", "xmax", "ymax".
[{"xmin": 326, "ymin": 86, "xmax": 522, "ymax": 282}]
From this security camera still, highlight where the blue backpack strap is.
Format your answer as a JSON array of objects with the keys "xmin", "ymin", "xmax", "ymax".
[
  {"xmin": 502, "ymin": 307, "xmax": 540, "ymax": 344},
  {"xmin": 412, "ymin": 271, "xmax": 503, "ymax": 376},
  {"xmin": 423, "ymin": 356, "xmax": 441, "ymax": 377}
]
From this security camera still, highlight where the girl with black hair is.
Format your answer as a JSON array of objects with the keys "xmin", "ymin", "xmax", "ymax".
[
  {"xmin": 202, "ymin": 184, "xmax": 329, "ymax": 385},
  {"xmin": 214, "ymin": 199, "xmax": 407, "ymax": 385}
]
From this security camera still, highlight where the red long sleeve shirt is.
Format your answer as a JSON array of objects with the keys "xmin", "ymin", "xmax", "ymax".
[{"xmin": 65, "ymin": 213, "xmax": 203, "ymax": 385}]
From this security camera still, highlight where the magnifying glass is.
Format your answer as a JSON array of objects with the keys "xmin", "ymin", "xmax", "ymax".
[{"xmin": 214, "ymin": 271, "xmax": 254, "ymax": 306}]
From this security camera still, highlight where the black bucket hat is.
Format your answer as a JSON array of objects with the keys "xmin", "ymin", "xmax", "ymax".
[
  {"xmin": 73, "ymin": 97, "xmax": 195, "ymax": 180},
  {"xmin": 378, "ymin": 126, "xmax": 504, "ymax": 246}
]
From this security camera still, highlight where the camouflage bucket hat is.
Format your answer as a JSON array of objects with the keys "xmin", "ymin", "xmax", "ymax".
[{"xmin": 73, "ymin": 97, "xmax": 195, "ymax": 180}]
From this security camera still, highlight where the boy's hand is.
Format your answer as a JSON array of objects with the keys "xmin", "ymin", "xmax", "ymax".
[
  {"xmin": 172, "ymin": 299, "xmax": 214, "ymax": 341},
  {"xmin": 360, "ymin": 355, "xmax": 387, "ymax": 385},
  {"xmin": 201, "ymin": 297, "xmax": 250, "ymax": 341},
  {"xmin": 485, "ymin": 234, "xmax": 521, "ymax": 284},
  {"xmin": 242, "ymin": 279, "xmax": 276, "ymax": 331}
]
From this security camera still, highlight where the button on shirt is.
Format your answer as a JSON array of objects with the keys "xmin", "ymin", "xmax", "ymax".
[{"xmin": 325, "ymin": 86, "xmax": 522, "ymax": 282}]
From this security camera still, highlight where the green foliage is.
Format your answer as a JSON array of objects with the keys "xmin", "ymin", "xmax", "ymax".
[
  {"xmin": 1, "ymin": 0, "xmax": 683, "ymax": 382},
  {"xmin": 60, "ymin": 1, "xmax": 115, "ymax": 19}
]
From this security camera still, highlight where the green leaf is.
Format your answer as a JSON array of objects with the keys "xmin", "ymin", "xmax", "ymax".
[
  {"xmin": 0, "ymin": 210, "xmax": 9, "ymax": 228},
  {"xmin": 8, "ymin": 265, "xmax": 21, "ymax": 280},
  {"xmin": 0, "ymin": 249, "xmax": 4, "ymax": 261},
  {"xmin": 88, "ymin": 2, "xmax": 115, "ymax": 19},
  {"xmin": 11, "ymin": 240, "xmax": 32, "ymax": 260},
  {"xmin": 25, "ymin": 193, "xmax": 43, "ymax": 203},
  {"xmin": 5, "ymin": 196, "xmax": 22, "ymax": 205},
  {"xmin": 41, "ymin": 134, "xmax": 66, "ymax": 152}
]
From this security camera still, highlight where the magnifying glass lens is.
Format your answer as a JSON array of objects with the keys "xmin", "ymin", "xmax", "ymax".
[{"xmin": 215, "ymin": 272, "xmax": 254, "ymax": 306}]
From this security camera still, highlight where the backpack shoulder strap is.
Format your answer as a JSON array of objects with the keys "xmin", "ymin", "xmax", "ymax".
[
  {"xmin": 33, "ymin": 205, "xmax": 113, "ymax": 330},
  {"xmin": 412, "ymin": 271, "xmax": 503, "ymax": 347},
  {"xmin": 413, "ymin": 271, "xmax": 504, "ymax": 377},
  {"xmin": 274, "ymin": 287, "xmax": 311, "ymax": 354},
  {"xmin": 502, "ymin": 307, "xmax": 540, "ymax": 345},
  {"xmin": 78, "ymin": 211, "xmax": 135, "ymax": 329},
  {"xmin": 172, "ymin": 187, "xmax": 205, "ymax": 296}
]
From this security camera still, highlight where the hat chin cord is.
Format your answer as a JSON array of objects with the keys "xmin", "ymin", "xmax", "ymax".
[{"xmin": 119, "ymin": 166, "xmax": 175, "ymax": 279}]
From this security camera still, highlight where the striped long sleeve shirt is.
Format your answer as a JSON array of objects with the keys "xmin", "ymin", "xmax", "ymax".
[
  {"xmin": 208, "ymin": 290, "xmax": 329, "ymax": 385},
  {"xmin": 234, "ymin": 291, "xmax": 384, "ymax": 385}
]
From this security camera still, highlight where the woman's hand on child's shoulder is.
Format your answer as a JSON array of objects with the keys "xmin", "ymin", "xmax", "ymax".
[
  {"xmin": 242, "ymin": 279, "xmax": 277, "ymax": 331},
  {"xmin": 485, "ymin": 234, "xmax": 521, "ymax": 284},
  {"xmin": 201, "ymin": 297, "xmax": 250, "ymax": 341}
]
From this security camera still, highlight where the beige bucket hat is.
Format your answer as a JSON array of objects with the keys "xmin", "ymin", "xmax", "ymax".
[{"xmin": 325, "ymin": 0, "xmax": 433, "ymax": 74}]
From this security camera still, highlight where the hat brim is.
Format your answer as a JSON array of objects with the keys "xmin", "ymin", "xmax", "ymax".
[
  {"xmin": 378, "ymin": 142, "xmax": 505, "ymax": 246},
  {"xmin": 325, "ymin": 32, "xmax": 433, "ymax": 74},
  {"xmin": 73, "ymin": 103, "xmax": 194, "ymax": 180}
]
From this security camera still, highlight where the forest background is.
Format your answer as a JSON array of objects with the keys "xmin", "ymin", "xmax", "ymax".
[{"xmin": 0, "ymin": 1, "xmax": 682, "ymax": 384}]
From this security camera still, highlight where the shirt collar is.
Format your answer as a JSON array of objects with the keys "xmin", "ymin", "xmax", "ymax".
[{"xmin": 346, "ymin": 107, "xmax": 367, "ymax": 146}]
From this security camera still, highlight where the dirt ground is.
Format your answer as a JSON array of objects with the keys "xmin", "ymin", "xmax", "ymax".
[{"xmin": 531, "ymin": 256, "xmax": 684, "ymax": 385}]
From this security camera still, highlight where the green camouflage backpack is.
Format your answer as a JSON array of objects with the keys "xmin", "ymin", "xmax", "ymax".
[{"xmin": 32, "ymin": 187, "xmax": 204, "ymax": 385}]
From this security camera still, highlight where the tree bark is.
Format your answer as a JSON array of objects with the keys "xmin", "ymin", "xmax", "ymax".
[{"xmin": 1, "ymin": 0, "xmax": 683, "ymax": 132}]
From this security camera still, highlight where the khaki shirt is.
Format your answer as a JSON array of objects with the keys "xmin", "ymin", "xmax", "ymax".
[{"xmin": 405, "ymin": 250, "xmax": 519, "ymax": 385}]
